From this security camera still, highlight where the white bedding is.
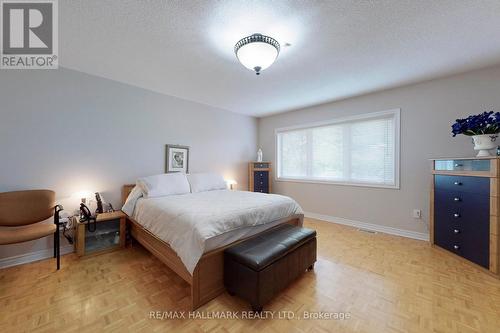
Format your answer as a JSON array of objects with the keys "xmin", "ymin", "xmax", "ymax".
[{"xmin": 128, "ymin": 189, "xmax": 303, "ymax": 274}]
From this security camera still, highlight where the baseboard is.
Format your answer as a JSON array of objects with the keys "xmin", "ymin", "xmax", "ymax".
[
  {"xmin": 304, "ymin": 212, "xmax": 430, "ymax": 241},
  {"xmin": 0, "ymin": 245, "xmax": 74, "ymax": 269}
]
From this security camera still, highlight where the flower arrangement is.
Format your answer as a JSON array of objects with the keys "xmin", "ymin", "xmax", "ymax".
[{"xmin": 452, "ymin": 111, "xmax": 500, "ymax": 137}]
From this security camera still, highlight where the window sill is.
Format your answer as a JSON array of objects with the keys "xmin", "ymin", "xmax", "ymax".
[{"xmin": 275, "ymin": 177, "xmax": 400, "ymax": 190}]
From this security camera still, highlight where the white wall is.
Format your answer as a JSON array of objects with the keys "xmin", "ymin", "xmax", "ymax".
[
  {"xmin": 0, "ymin": 68, "xmax": 257, "ymax": 261},
  {"xmin": 259, "ymin": 65, "xmax": 500, "ymax": 236}
]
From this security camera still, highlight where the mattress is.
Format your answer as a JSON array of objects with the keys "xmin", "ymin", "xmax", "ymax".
[{"xmin": 128, "ymin": 189, "xmax": 303, "ymax": 274}]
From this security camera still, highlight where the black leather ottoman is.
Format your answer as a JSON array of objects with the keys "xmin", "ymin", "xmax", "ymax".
[{"xmin": 224, "ymin": 224, "xmax": 317, "ymax": 312}]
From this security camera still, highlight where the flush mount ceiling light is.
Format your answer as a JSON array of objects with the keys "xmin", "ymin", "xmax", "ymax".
[{"xmin": 234, "ymin": 33, "xmax": 280, "ymax": 75}]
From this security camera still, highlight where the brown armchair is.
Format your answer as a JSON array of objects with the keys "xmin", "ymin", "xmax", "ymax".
[{"xmin": 0, "ymin": 190, "xmax": 64, "ymax": 269}]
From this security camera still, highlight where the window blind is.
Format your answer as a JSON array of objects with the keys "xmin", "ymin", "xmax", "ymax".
[{"xmin": 276, "ymin": 110, "xmax": 399, "ymax": 187}]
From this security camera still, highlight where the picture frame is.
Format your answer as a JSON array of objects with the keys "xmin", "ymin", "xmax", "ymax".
[{"xmin": 165, "ymin": 144, "xmax": 190, "ymax": 173}]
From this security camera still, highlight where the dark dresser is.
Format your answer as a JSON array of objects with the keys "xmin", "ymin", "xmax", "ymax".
[
  {"xmin": 431, "ymin": 157, "xmax": 499, "ymax": 277},
  {"xmin": 249, "ymin": 162, "xmax": 272, "ymax": 193}
]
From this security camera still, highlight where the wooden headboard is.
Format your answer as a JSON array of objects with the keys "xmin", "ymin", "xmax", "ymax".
[{"xmin": 122, "ymin": 184, "xmax": 135, "ymax": 205}]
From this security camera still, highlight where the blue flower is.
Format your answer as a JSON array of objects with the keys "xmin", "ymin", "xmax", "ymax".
[{"xmin": 451, "ymin": 111, "xmax": 499, "ymax": 137}]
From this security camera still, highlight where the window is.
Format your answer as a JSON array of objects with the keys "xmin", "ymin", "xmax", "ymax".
[{"xmin": 276, "ymin": 109, "xmax": 400, "ymax": 188}]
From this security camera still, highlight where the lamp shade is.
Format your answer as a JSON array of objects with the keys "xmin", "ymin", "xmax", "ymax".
[
  {"xmin": 225, "ymin": 179, "xmax": 237, "ymax": 190},
  {"xmin": 235, "ymin": 34, "xmax": 280, "ymax": 75}
]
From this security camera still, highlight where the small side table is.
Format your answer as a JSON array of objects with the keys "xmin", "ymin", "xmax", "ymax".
[{"xmin": 75, "ymin": 211, "xmax": 126, "ymax": 257}]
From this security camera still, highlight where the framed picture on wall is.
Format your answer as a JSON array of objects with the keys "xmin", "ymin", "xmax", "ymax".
[{"xmin": 165, "ymin": 144, "xmax": 190, "ymax": 173}]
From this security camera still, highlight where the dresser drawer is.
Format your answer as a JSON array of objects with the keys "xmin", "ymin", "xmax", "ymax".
[
  {"xmin": 254, "ymin": 171, "xmax": 269, "ymax": 184},
  {"xmin": 434, "ymin": 225, "xmax": 490, "ymax": 269},
  {"xmin": 434, "ymin": 189, "xmax": 490, "ymax": 235},
  {"xmin": 435, "ymin": 236, "xmax": 490, "ymax": 268},
  {"xmin": 254, "ymin": 171, "xmax": 269, "ymax": 193},
  {"xmin": 434, "ymin": 222, "xmax": 462, "ymax": 255},
  {"xmin": 434, "ymin": 175, "xmax": 490, "ymax": 195},
  {"xmin": 434, "ymin": 187, "xmax": 490, "ymax": 268},
  {"xmin": 254, "ymin": 170, "xmax": 269, "ymax": 179},
  {"xmin": 434, "ymin": 159, "xmax": 490, "ymax": 172},
  {"xmin": 253, "ymin": 162, "xmax": 270, "ymax": 169},
  {"xmin": 434, "ymin": 189, "xmax": 490, "ymax": 223}
]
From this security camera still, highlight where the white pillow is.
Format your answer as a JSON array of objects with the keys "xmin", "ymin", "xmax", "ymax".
[
  {"xmin": 187, "ymin": 173, "xmax": 227, "ymax": 193},
  {"xmin": 137, "ymin": 173, "xmax": 190, "ymax": 198},
  {"xmin": 122, "ymin": 185, "xmax": 143, "ymax": 216}
]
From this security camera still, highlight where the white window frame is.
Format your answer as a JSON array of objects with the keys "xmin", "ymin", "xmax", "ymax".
[{"xmin": 275, "ymin": 108, "xmax": 401, "ymax": 189}]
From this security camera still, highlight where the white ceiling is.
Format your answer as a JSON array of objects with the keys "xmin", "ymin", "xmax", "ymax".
[{"xmin": 60, "ymin": 1, "xmax": 500, "ymax": 117}]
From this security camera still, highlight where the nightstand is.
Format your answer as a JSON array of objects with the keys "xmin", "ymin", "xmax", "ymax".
[{"xmin": 75, "ymin": 211, "xmax": 126, "ymax": 257}]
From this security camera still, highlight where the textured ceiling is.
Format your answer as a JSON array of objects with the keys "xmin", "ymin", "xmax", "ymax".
[{"xmin": 60, "ymin": 1, "xmax": 500, "ymax": 117}]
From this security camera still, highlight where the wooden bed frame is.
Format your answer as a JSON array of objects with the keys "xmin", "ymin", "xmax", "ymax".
[{"xmin": 121, "ymin": 184, "xmax": 304, "ymax": 310}]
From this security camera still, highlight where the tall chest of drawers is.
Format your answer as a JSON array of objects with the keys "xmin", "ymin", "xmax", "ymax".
[
  {"xmin": 431, "ymin": 157, "xmax": 500, "ymax": 277},
  {"xmin": 249, "ymin": 162, "xmax": 272, "ymax": 193}
]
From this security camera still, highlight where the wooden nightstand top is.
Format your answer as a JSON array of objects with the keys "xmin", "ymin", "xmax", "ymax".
[{"xmin": 96, "ymin": 211, "xmax": 125, "ymax": 222}]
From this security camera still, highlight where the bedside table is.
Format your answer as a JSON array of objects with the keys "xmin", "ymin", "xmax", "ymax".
[{"xmin": 75, "ymin": 211, "xmax": 126, "ymax": 257}]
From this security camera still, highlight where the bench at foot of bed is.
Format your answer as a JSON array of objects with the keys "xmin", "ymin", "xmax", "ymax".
[{"xmin": 223, "ymin": 224, "xmax": 317, "ymax": 312}]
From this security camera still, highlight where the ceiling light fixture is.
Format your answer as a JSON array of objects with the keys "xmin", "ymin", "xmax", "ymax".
[{"xmin": 234, "ymin": 33, "xmax": 280, "ymax": 75}]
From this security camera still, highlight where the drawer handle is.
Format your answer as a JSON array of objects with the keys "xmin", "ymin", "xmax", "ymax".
[
  {"xmin": 453, "ymin": 181, "xmax": 462, "ymax": 186},
  {"xmin": 454, "ymin": 163, "xmax": 463, "ymax": 167},
  {"xmin": 453, "ymin": 229, "xmax": 460, "ymax": 234},
  {"xmin": 453, "ymin": 197, "xmax": 461, "ymax": 202},
  {"xmin": 453, "ymin": 213, "xmax": 460, "ymax": 218},
  {"xmin": 453, "ymin": 245, "xmax": 460, "ymax": 250}
]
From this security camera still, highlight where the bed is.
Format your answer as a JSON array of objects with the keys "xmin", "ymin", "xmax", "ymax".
[{"xmin": 121, "ymin": 184, "xmax": 304, "ymax": 310}]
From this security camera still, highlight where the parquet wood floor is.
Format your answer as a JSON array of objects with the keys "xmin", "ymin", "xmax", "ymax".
[{"xmin": 1, "ymin": 218, "xmax": 500, "ymax": 332}]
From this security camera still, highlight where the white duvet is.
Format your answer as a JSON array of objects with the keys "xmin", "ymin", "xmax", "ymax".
[{"xmin": 126, "ymin": 189, "xmax": 303, "ymax": 274}]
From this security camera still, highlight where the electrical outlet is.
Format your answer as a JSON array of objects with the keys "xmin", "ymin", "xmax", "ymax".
[{"xmin": 413, "ymin": 209, "xmax": 422, "ymax": 219}]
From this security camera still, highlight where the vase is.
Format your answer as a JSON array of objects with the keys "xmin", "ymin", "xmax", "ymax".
[{"xmin": 472, "ymin": 134, "xmax": 498, "ymax": 157}]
